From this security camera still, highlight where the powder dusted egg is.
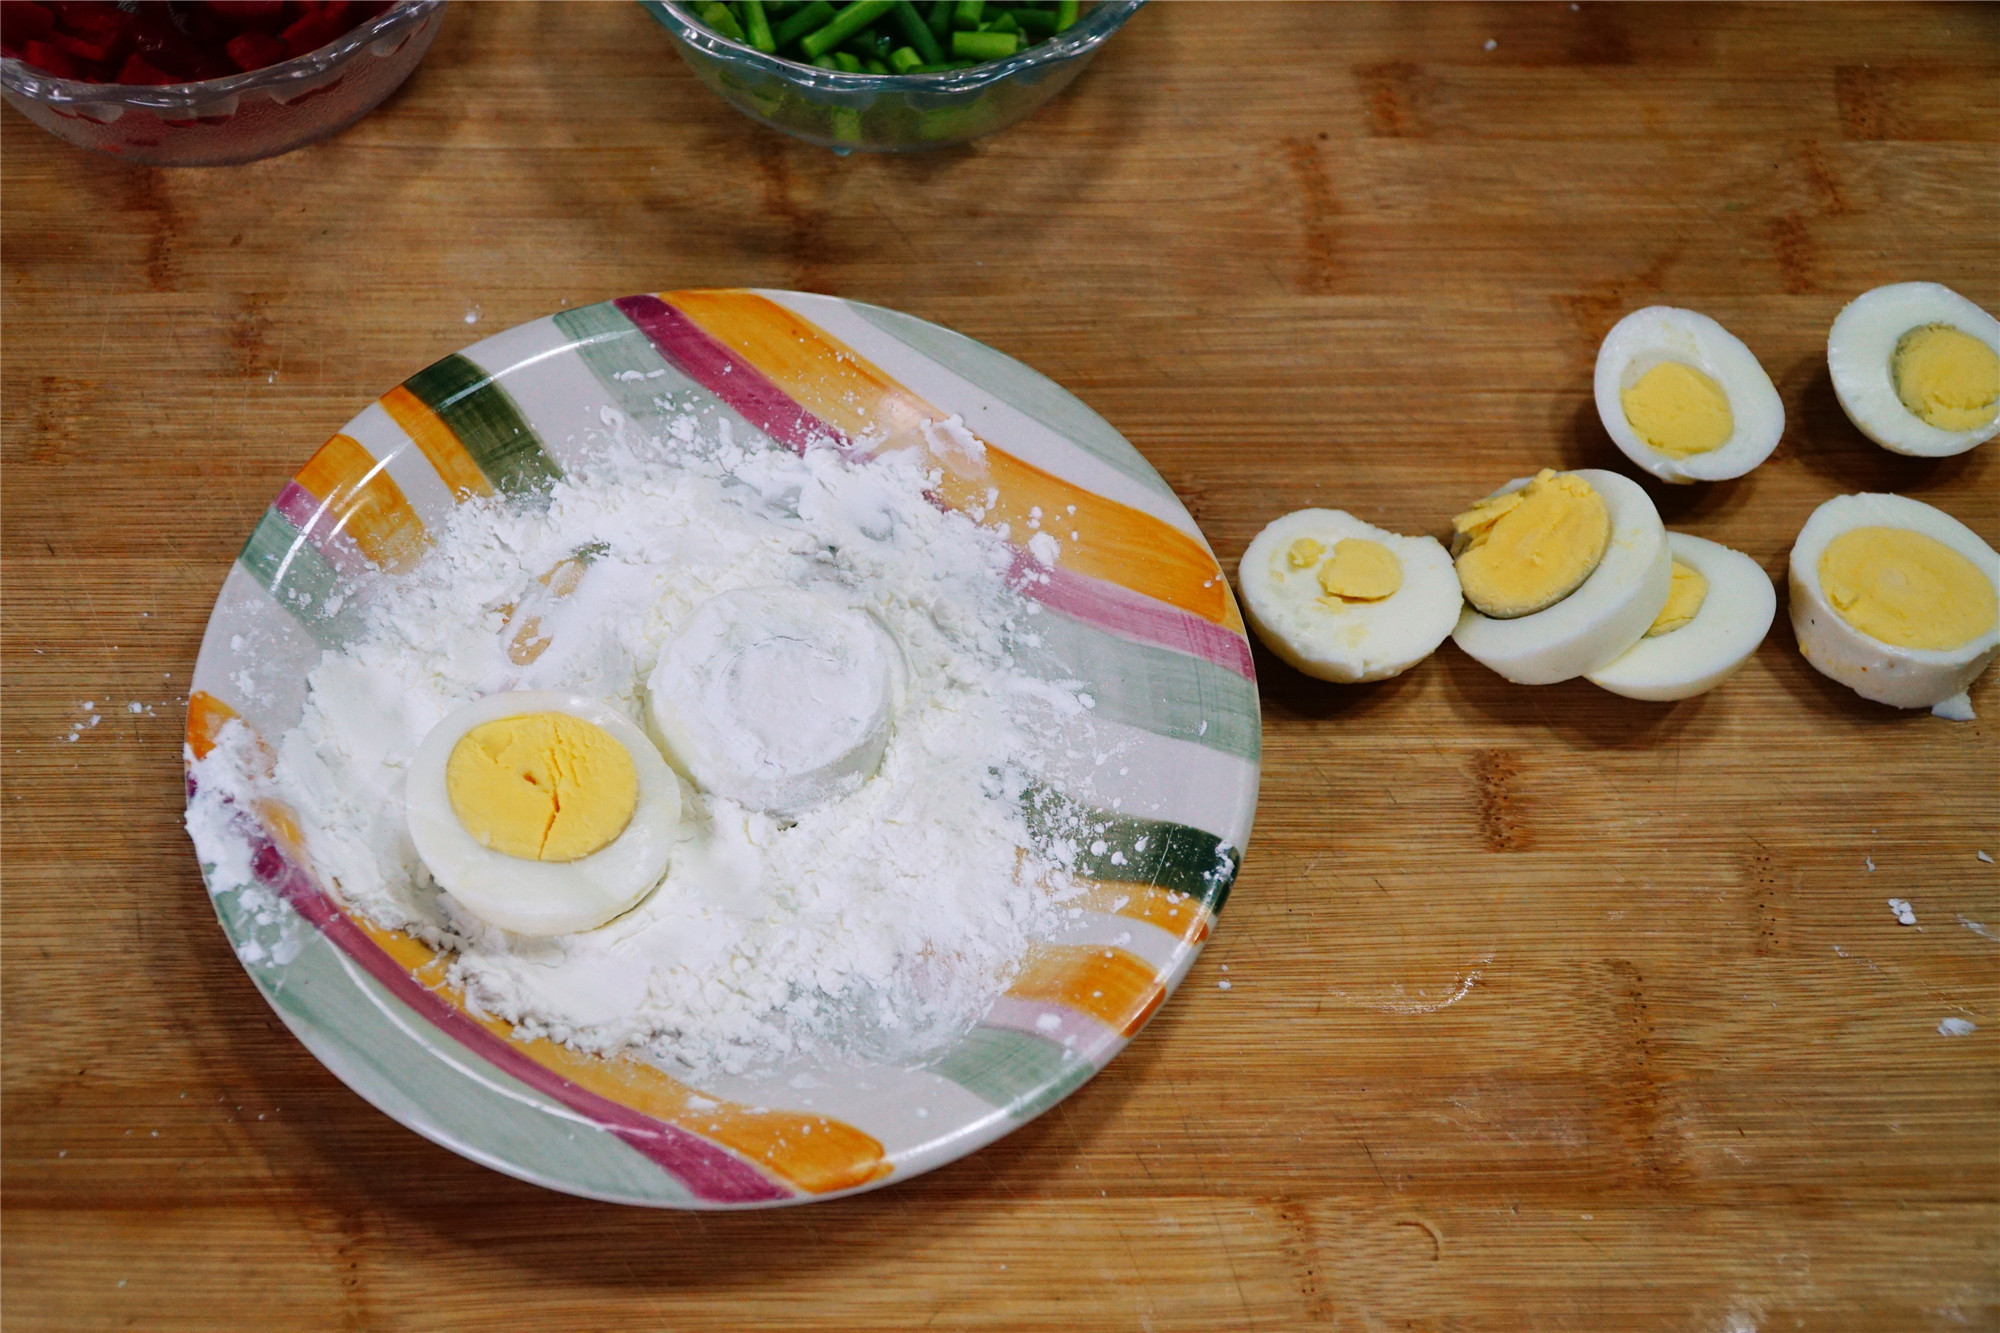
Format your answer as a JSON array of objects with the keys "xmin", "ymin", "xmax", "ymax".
[
  {"xmin": 1828, "ymin": 283, "xmax": 2000, "ymax": 457},
  {"xmin": 1585, "ymin": 533, "xmax": 1776, "ymax": 701},
  {"xmin": 406, "ymin": 691, "xmax": 681, "ymax": 936},
  {"xmin": 1789, "ymin": 493, "xmax": 2000, "ymax": 711},
  {"xmin": 1237, "ymin": 509, "xmax": 1461, "ymax": 683},
  {"xmin": 647, "ymin": 587, "xmax": 901, "ymax": 815},
  {"xmin": 1450, "ymin": 468, "xmax": 1672, "ymax": 684},
  {"xmin": 1595, "ymin": 306, "xmax": 1786, "ymax": 483}
]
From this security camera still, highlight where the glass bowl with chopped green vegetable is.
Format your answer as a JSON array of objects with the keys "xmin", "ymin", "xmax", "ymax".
[{"xmin": 641, "ymin": 0, "xmax": 1142, "ymax": 152}]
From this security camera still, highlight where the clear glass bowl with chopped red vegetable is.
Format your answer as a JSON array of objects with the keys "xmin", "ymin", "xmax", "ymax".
[
  {"xmin": 1, "ymin": 1, "xmax": 444, "ymax": 166},
  {"xmin": 642, "ymin": 0, "xmax": 1142, "ymax": 153}
]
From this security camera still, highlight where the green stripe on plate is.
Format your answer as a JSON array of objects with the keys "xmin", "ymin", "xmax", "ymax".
[
  {"xmin": 1024, "ymin": 612, "xmax": 1261, "ymax": 762},
  {"xmin": 846, "ymin": 301, "xmax": 1180, "ymax": 502},
  {"xmin": 237, "ymin": 507, "xmax": 360, "ymax": 647},
  {"xmin": 929, "ymin": 1026, "xmax": 1096, "ymax": 1121},
  {"xmin": 1023, "ymin": 781, "xmax": 1241, "ymax": 914},
  {"xmin": 401, "ymin": 353, "xmax": 563, "ymax": 500}
]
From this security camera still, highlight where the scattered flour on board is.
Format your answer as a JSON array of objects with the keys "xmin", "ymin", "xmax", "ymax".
[
  {"xmin": 186, "ymin": 422, "xmax": 1119, "ymax": 1078},
  {"xmin": 1937, "ymin": 1018, "xmax": 1978, "ymax": 1037},
  {"xmin": 1887, "ymin": 897, "xmax": 1917, "ymax": 926}
]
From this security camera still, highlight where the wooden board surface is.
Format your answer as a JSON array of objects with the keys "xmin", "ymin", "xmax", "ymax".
[{"xmin": 4, "ymin": 3, "xmax": 1997, "ymax": 1329}]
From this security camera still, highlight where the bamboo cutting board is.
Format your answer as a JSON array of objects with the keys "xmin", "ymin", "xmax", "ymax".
[{"xmin": 3, "ymin": 3, "xmax": 1995, "ymax": 1329}]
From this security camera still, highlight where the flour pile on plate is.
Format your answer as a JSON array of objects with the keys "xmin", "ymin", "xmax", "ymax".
[{"xmin": 197, "ymin": 415, "xmax": 1094, "ymax": 1077}]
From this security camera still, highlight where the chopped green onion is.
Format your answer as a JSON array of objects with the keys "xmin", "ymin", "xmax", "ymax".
[
  {"xmin": 800, "ymin": 0, "xmax": 899, "ymax": 58},
  {"xmin": 925, "ymin": 0, "xmax": 952, "ymax": 37},
  {"xmin": 1053, "ymin": 0, "xmax": 1077, "ymax": 31},
  {"xmin": 864, "ymin": 56, "xmax": 890, "ymax": 72},
  {"xmin": 741, "ymin": 0, "xmax": 777, "ymax": 50},
  {"xmin": 950, "ymin": 27, "xmax": 1015, "ymax": 60},
  {"xmin": 697, "ymin": 0, "xmax": 746, "ymax": 41},
  {"xmin": 951, "ymin": 0, "xmax": 984, "ymax": 30},
  {"xmin": 893, "ymin": 0, "xmax": 945, "ymax": 63},
  {"xmin": 1014, "ymin": 7, "xmax": 1054, "ymax": 35},
  {"xmin": 985, "ymin": 11, "xmax": 1018, "ymax": 33},
  {"xmin": 809, "ymin": 53, "xmax": 840, "ymax": 68},
  {"xmin": 773, "ymin": 0, "xmax": 836, "ymax": 45},
  {"xmin": 832, "ymin": 49, "xmax": 864, "ymax": 71},
  {"xmin": 888, "ymin": 43, "xmax": 923, "ymax": 71}
]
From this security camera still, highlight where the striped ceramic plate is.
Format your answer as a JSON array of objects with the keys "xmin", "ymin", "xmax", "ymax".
[{"xmin": 186, "ymin": 290, "xmax": 1261, "ymax": 1207}]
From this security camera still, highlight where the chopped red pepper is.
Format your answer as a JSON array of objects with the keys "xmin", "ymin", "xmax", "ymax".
[
  {"xmin": 115, "ymin": 51, "xmax": 180, "ymax": 84},
  {"xmin": 0, "ymin": 2, "xmax": 56, "ymax": 44},
  {"xmin": 9, "ymin": 0, "xmax": 391, "ymax": 82},
  {"xmin": 223, "ymin": 26, "xmax": 285, "ymax": 71},
  {"xmin": 21, "ymin": 35, "xmax": 77, "ymax": 76},
  {"xmin": 204, "ymin": 0, "xmax": 286, "ymax": 22}
]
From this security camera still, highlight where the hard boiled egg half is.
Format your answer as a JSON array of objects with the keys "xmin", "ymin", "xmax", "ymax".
[
  {"xmin": 1595, "ymin": 306, "xmax": 1786, "ymax": 483},
  {"xmin": 1828, "ymin": 282, "xmax": 2000, "ymax": 457},
  {"xmin": 1789, "ymin": 493, "xmax": 1999, "ymax": 714},
  {"xmin": 1585, "ymin": 533, "xmax": 1775, "ymax": 701},
  {"xmin": 1450, "ymin": 468, "xmax": 1671, "ymax": 684},
  {"xmin": 406, "ymin": 691, "xmax": 681, "ymax": 936},
  {"xmin": 1238, "ymin": 509, "xmax": 1461, "ymax": 682}
]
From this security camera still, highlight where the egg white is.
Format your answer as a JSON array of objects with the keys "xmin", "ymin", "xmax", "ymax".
[
  {"xmin": 1451, "ymin": 468, "xmax": 1672, "ymax": 685},
  {"xmin": 1237, "ymin": 509, "xmax": 1461, "ymax": 683},
  {"xmin": 1789, "ymin": 492, "xmax": 2000, "ymax": 710},
  {"xmin": 1827, "ymin": 282, "xmax": 2000, "ymax": 458},
  {"xmin": 1585, "ymin": 533, "xmax": 1775, "ymax": 701},
  {"xmin": 406, "ymin": 691, "xmax": 681, "ymax": 937},
  {"xmin": 647, "ymin": 587, "xmax": 900, "ymax": 815},
  {"xmin": 1594, "ymin": 306, "xmax": 1786, "ymax": 483}
]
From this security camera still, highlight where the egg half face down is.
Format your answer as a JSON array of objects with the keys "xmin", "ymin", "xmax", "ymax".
[
  {"xmin": 1450, "ymin": 468, "xmax": 1672, "ymax": 684},
  {"xmin": 1238, "ymin": 509, "xmax": 1462, "ymax": 683},
  {"xmin": 1828, "ymin": 283, "xmax": 2000, "ymax": 458},
  {"xmin": 1595, "ymin": 306, "xmax": 1786, "ymax": 483},
  {"xmin": 1585, "ymin": 532, "xmax": 1776, "ymax": 701},
  {"xmin": 1789, "ymin": 493, "xmax": 2000, "ymax": 712},
  {"xmin": 407, "ymin": 691, "xmax": 682, "ymax": 936}
]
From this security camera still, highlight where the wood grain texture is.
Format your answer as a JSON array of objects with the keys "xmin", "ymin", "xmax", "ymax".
[{"xmin": 3, "ymin": 3, "xmax": 1996, "ymax": 1329}]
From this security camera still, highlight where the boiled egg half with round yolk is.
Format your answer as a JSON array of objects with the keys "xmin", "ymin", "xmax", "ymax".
[
  {"xmin": 1827, "ymin": 282, "xmax": 2000, "ymax": 457},
  {"xmin": 1237, "ymin": 509, "xmax": 1461, "ymax": 682},
  {"xmin": 1789, "ymin": 493, "xmax": 1999, "ymax": 713},
  {"xmin": 406, "ymin": 691, "xmax": 681, "ymax": 936},
  {"xmin": 1585, "ymin": 532, "xmax": 1775, "ymax": 701},
  {"xmin": 1450, "ymin": 467, "xmax": 1671, "ymax": 684},
  {"xmin": 1595, "ymin": 306, "xmax": 1786, "ymax": 483}
]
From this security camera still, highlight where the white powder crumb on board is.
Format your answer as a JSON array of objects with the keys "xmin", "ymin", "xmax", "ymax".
[
  {"xmin": 1979, "ymin": 851, "xmax": 1995, "ymax": 864},
  {"xmin": 1864, "ymin": 855, "xmax": 1876, "ymax": 873},
  {"xmin": 464, "ymin": 304, "xmax": 482, "ymax": 325},
  {"xmin": 1937, "ymin": 1018, "xmax": 1977, "ymax": 1037},
  {"xmin": 1887, "ymin": 898, "xmax": 1916, "ymax": 926},
  {"xmin": 1217, "ymin": 979, "xmax": 1231, "ymax": 990}
]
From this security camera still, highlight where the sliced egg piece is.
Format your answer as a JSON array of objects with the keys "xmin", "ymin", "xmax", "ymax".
[
  {"xmin": 1450, "ymin": 467, "xmax": 1671, "ymax": 684},
  {"xmin": 406, "ymin": 691, "xmax": 681, "ymax": 937},
  {"xmin": 1789, "ymin": 492, "xmax": 2000, "ymax": 710},
  {"xmin": 647, "ymin": 586, "xmax": 900, "ymax": 815},
  {"xmin": 1585, "ymin": 533, "xmax": 1775, "ymax": 701},
  {"xmin": 1594, "ymin": 306, "xmax": 1786, "ymax": 483},
  {"xmin": 1237, "ymin": 509, "xmax": 1461, "ymax": 683},
  {"xmin": 1828, "ymin": 282, "xmax": 2000, "ymax": 457}
]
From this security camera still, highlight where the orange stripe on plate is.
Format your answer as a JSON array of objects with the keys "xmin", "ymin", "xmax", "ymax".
[
  {"xmin": 1008, "ymin": 943, "xmax": 1166, "ymax": 1038},
  {"xmin": 185, "ymin": 691, "xmax": 239, "ymax": 761},
  {"xmin": 1072, "ymin": 881, "xmax": 1212, "ymax": 944},
  {"xmin": 379, "ymin": 385, "xmax": 492, "ymax": 502},
  {"xmin": 358, "ymin": 919, "xmax": 892, "ymax": 1195},
  {"xmin": 662, "ymin": 290, "xmax": 1240, "ymax": 633},
  {"xmin": 294, "ymin": 433, "xmax": 429, "ymax": 572}
]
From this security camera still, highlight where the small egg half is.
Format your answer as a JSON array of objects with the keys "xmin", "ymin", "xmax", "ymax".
[
  {"xmin": 647, "ymin": 587, "xmax": 900, "ymax": 815},
  {"xmin": 1585, "ymin": 533, "xmax": 1775, "ymax": 701},
  {"xmin": 406, "ymin": 691, "xmax": 681, "ymax": 936},
  {"xmin": 1451, "ymin": 468, "xmax": 1671, "ymax": 684},
  {"xmin": 1595, "ymin": 306, "xmax": 1786, "ymax": 483},
  {"xmin": 1237, "ymin": 509, "xmax": 1461, "ymax": 683},
  {"xmin": 1789, "ymin": 493, "xmax": 2000, "ymax": 712},
  {"xmin": 1828, "ymin": 282, "xmax": 2000, "ymax": 457}
]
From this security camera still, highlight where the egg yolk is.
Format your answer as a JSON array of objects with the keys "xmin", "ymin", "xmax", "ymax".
[
  {"xmin": 1818, "ymin": 526, "xmax": 1998, "ymax": 651},
  {"xmin": 446, "ymin": 712, "xmax": 639, "ymax": 862},
  {"xmin": 1452, "ymin": 469, "xmax": 1611, "ymax": 619},
  {"xmin": 1317, "ymin": 538, "xmax": 1403, "ymax": 602},
  {"xmin": 1892, "ymin": 324, "xmax": 2000, "ymax": 432},
  {"xmin": 1644, "ymin": 560, "xmax": 1710, "ymax": 638},
  {"xmin": 1286, "ymin": 537, "xmax": 1326, "ymax": 569},
  {"xmin": 1620, "ymin": 361, "xmax": 1735, "ymax": 458}
]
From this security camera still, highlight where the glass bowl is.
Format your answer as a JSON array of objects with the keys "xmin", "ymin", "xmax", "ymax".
[
  {"xmin": 0, "ymin": 1, "xmax": 445, "ymax": 167},
  {"xmin": 640, "ymin": 0, "xmax": 1143, "ymax": 153}
]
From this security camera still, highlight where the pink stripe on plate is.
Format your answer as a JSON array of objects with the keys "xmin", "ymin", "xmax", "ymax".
[
  {"xmin": 613, "ymin": 295, "xmax": 846, "ymax": 454},
  {"xmin": 980, "ymin": 996, "xmax": 1122, "ymax": 1065},
  {"xmin": 1007, "ymin": 550, "xmax": 1256, "ymax": 681},
  {"xmin": 211, "ymin": 803, "xmax": 790, "ymax": 1205},
  {"xmin": 274, "ymin": 480, "xmax": 374, "ymax": 578}
]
